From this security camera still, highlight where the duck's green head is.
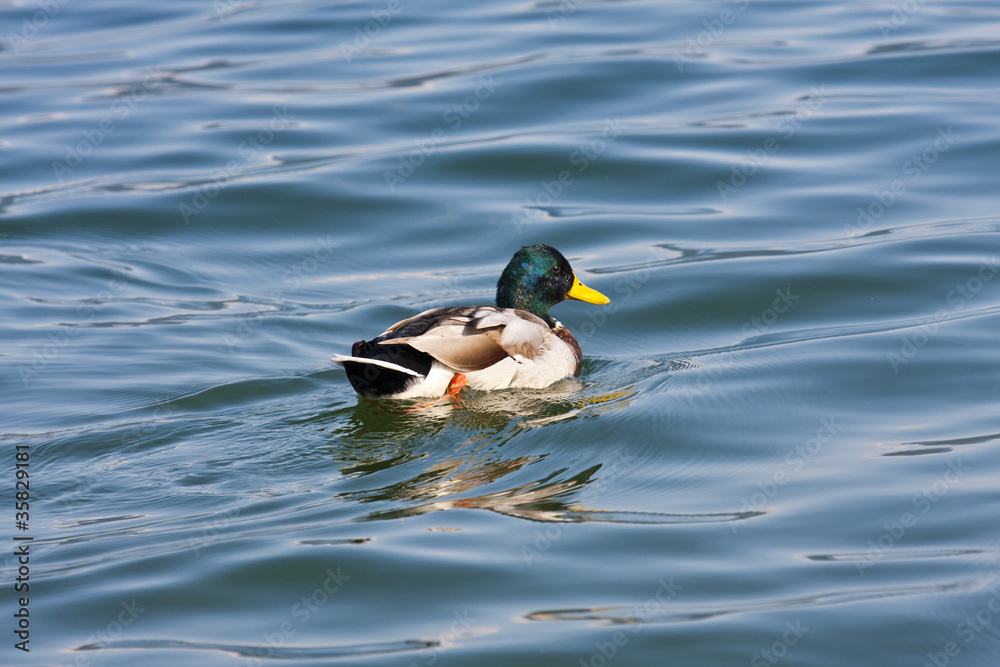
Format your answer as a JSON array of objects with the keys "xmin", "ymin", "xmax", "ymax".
[{"xmin": 496, "ymin": 244, "xmax": 609, "ymax": 326}]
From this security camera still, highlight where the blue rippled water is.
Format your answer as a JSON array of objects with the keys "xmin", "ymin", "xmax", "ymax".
[{"xmin": 3, "ymin": 1, "xmax": 1000, "ymax": 665}]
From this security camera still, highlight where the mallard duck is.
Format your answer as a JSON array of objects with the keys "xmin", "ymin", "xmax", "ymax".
[{"xmin": 332, "ymin": 244, "xmax": 610, "ymax": 399}]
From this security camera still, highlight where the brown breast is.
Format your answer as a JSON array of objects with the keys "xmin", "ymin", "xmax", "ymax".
[{"xmin": 552, "ymin": 325, "xmax": 582, "ymax": 376}]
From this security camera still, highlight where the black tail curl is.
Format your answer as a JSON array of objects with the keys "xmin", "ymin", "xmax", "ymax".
[{"xmin": 343, "ymin": 338, "xmax": 433, "ymax": 398}]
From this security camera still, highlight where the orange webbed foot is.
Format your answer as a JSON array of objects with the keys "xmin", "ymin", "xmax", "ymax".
[
  {"xmin": 446, "ymin": 373, "xmax": 466, "ymax": 402},
  {"xmin": 406, "ymin": 374, "xmax": 467, "ymax": 413}
]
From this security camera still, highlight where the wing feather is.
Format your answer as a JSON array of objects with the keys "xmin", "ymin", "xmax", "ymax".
[
  {"xmin": 376, "ymin": 306, "xmax": 554, "ymax": 372},
  {"xmin": 405, "ymin": 334, "xmax": 509, "ymax": 372}
]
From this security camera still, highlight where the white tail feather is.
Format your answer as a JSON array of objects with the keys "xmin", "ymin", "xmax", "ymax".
[{"xmin": 330, "ymin": 354, "xmax": 423, "ymax": 377}]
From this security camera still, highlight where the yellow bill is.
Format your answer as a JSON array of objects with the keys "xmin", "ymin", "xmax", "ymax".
[{"xmin": 567, "ymin": 275, "xmax": 610, "ymax": 304}]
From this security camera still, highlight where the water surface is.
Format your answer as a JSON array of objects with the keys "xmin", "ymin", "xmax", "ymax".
[{"xmin": 3, "ymin": 1, "xmax": 1000, "ymax": 665}]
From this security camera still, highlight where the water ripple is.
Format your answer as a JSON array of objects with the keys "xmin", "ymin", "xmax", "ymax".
[
  {"xmin": 807, "ymin": 548, "xmax": 989, "ymax": 563},
  {"xmin": 75, "ymin": 637, "xmax": 437, "ymax": 660},
  {"xmin": 525, "ymin": 579, "xmax": 980, "ymax": 626}
]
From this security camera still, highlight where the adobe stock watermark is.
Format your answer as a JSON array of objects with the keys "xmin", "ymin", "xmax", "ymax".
[
  {"xmin": 51, "ymin": 66, "xmax": 165, "ymax": 182},
  {"xmin": 72, "ymin": 600, "xmax": 145, "ymax": 666},
  {"xmin": 384, "ymin": 75, "xmax": 501, "ymax": 192},
  {"xmin": 729, "ymin": 417, "xmax": 840, "ymax": 534},
  {"xmin": 179, "ymin": 106, "xmax": 295, "ymax": 224},
  {"xmin": 222, "ymin": 235, "xmax": 335, "ymax": 352},
  {"xmin": 5, "ymin": 0, "xmax": 69, "ymax": 53},
  {"xmin": 214, "ymin": 0, "xmax": 250, "ymax": 19},
  {"xmin": 339, "ymin": 0, "xmax": 409, "ymax": 60},
  {"xmin": 577, "ymin": 577, "xmax": 682, "ymax": 667},
  {"xmin": 244, "ymin": 567, "xmax": 350, "ymax": 667},
  {"xmin": 716, "ymin": 85, "xmax": 828, "ymax": 201},
  {"xmin": 119, "ymin": 401, "xmax": 179, "ymax": 448},
  {"xmin": 750, "ymin": 619, "xmax": 809, "ymax": 667},
  {"xmin": 853, "ymin": 458, "xmax": 968, "ymax": 576},
  {"xmin": 18, "ymin": 266, "xmax": 135, "ymax": 386},
  {"xmin": 673, "ymin": 0, "xmax": 751, "ymax": 73},
  {"xmin": 920, "ymin": 585, "xmax": 1000, "ymax": 667},
  {"xmin": 887, "ymin": 255, "xmax": 998, "ymax": 373},
  {"xmin": 511, "ymin": 117, "xmax": 625, "ymax": 232},
  {"xmin": 570, "ymin": 244, "xmax": 670, "ymax": 351},
  {"xmin": 844, "ymin": 126, "xmax": 959, "ymax": 241},
  {"xmin": 404, "ymin": 610, "xmax": 477, "ymax": 667},
  {"xmin": 55, "ymin": 402, "xmax": 181, "ymax": 515},
  {"xmin": 603, "ymin": 244, "xmax": 669, "ymax": 303},
  {"xmin": 545, "ymin": 0, "xmax": 587, "ymax": 29},
  {"xmin": 188, "ymin": 464, "xmax": 279, "ymax": 556},
  {"xmin": 683, "ymin": 285, "xmax": 800, "ymax": 408},
  {"xmin": 878, "ymin": 0, "xmax": 928, "ymax": 39},
  {"xmin": 521, "ymin": 449, "xmax": 636, "ymax": 566},
  {"xmin": 741, "ymin": 287, "xmax": 799, "ymax": 343}
]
